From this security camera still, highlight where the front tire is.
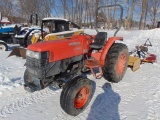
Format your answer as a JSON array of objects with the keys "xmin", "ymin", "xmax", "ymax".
[
  {"xmin": 24, "ymin": 69, "xmax": 32, "ymax": 85},
  {"xmin": 103, "ymin": 43, "xmax": 129, "ymax": 83},
  {"xmin": 60, "ymin": 76, "xmax": 93, "ymax": 116},
  {"xmin": 0, "ymin": 42, "xmax": 8, "ymax": 51}
]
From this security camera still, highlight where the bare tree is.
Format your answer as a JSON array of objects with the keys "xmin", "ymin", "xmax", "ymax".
[
  {"xmin": 17, "ymin": 0, "xmax": 55, "ymax": 23},
  {"xmin": 128, "ymin": 0, "xmax": 137, "ymax": 30},
  {"xmin": 60, "ymin": 0, "xmax": 67, "ymax": 18},
  {"xmin": 148, "ymin": 0, "xmax": 160, "ymax": 28},
  {"xmin": 0, "ymin": 0, "xmax": 15, "ymax": 22},
  {"xmin": 2, "ymin": 0, "xmax": 159, "ymax": 30},
  {"xmin": 139, "ymin": 0, "xmax": 148, "ymax": 30}
]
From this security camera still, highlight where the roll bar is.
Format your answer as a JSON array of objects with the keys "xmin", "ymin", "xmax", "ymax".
[{"xmin": 95, "ymin": 4, "xmax": 123, "ymax": 36}]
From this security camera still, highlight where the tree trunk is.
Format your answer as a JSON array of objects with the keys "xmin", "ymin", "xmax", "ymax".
[
  {"xmin": 139, "ymin": 0, "xmax": 148, "ymax": 30},
  {"xmin": 128, "ymin": 0, "xmax": 136, "ymax": 30}
]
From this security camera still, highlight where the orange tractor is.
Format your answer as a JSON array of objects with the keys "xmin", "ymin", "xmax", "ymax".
[{"xmin": 24, "ymin": 4, "xmax": 129, "ymax": 116}]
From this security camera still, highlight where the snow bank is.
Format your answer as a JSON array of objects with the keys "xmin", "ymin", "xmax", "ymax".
[
  {"xmin": 122, "ymin": 29, "xmax": 160, "ymax": 64},
  {"xmin": 0, "ymin": 73, "xmax": 21, "ymax": 95},
  {"xmin": 0, "ymin": 51, "xmax": 25, "ymax": 96}
]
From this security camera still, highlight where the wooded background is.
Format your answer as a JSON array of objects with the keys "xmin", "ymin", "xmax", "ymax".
[{"xmin": 0, "ymin": 0, "xmax": 160, "ymax": 30}]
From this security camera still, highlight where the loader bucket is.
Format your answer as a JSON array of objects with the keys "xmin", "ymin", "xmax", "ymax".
[
  {"xmin": 7, "ymin": 47, "xmax": 26, "ymax": 59},
  {"xmin": 128, "ymin": 56, "xmax": 141, "ymax": 71}
]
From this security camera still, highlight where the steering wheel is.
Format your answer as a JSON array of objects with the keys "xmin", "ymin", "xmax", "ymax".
[{"xmin": 79, "ymin": 33, "xmax": 94, "ymax": 39}]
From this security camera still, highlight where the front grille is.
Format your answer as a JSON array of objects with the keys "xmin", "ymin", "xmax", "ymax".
[{"xmin": 26, "ymin": 56, "xmax": 48, "ymax": 68}]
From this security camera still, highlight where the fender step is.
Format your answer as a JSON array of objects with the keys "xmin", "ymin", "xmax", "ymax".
[{"xmin": 85, "ymin": 59, "xmax": 102, "ymax": 78}]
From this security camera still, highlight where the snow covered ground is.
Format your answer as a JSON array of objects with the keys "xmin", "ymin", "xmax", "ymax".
[{"xmin": 0, "ymin": 29, "xmax": 160, "ymax": 120}]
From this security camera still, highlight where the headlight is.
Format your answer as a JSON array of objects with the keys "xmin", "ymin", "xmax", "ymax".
[{"xmin": 26, "ymin": 50, "xmax": 41, "ymax": 59}]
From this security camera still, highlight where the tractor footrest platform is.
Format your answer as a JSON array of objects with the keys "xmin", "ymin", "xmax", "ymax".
[{"xmin": 85, "ymin": 59, "xmax": 102, "ymax": 78}]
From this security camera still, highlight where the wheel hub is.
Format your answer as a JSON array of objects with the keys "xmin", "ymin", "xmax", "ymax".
[
  {"xmin": 116, "ymin": 53, "xmax": 127, "ymax": 75},
  {"xmin": 74, "ymin": 86, "xmax": 89, "ymax": 109},
  {"xmin": 0, "ymin": 44, "xmax": 5, "ymax": 51}
]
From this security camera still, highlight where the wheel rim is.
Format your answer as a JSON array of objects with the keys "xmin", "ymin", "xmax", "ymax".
[
  {"xmin": 116, "ymin": 53, "xmax": 127, "ymax": 75},
  {"xmin": 74, "ymin": 86, "xmax": 89, "ymax": 109},
  {"xmin": 0, "ymin": 44, "xmax": 6, "ymax": 51}
]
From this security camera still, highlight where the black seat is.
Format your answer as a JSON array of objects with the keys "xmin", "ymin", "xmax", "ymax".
[{"xmin": 90, "ymin": 32, "xmax": 107, "ymax": 50}]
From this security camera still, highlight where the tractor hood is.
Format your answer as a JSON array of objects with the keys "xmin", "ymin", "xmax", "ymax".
[
  {"xmin": 27, "ymin": 37, "xmax": 84, "ymax": 62},
  {"xmin": 0, "ymin": 26, "xmax": 14, "ymax": 33},
  {"xmin": 27, "ymin": 39, "xmax": 72, "ymax": 52},
  {"xmin": 0, "ymin": 24, "xmax": 17, "ymax": 33}
]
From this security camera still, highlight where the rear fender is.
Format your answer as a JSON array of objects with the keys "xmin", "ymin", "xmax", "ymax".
[{"xmin": 100, "ymin": 37, "xmax": 123, "ymax": 66}]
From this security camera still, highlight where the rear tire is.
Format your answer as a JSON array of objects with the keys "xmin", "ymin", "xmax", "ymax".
[
  {"xmin": 0, "ymin": 42, "xmax": 8, "ymax": 51},
  {"xmin": 60, "ymin": 76, "xmax": 92, "ymax": 116},
  {"xmin": 103, "ymin": 43, "xmax": 129, "ymax": 83}
]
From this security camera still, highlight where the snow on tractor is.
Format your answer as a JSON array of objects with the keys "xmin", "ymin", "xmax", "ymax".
[{"xmin": 24, "ymin": 4, "xmax": 129, "ymax": 116}]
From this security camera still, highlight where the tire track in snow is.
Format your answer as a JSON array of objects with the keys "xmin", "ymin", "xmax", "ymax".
[
  {"xmin": 119, "ymin": 65, "xmax": 160, "ymax": 120},
  {"xmin": 137, "ymin": 65, "xmax": 160, "ymax": 119},
  {"xmin": 0, "ymin": 64, "xmax": 13, "ymax": 73},
  {"xmin": 0, "ymin": 87, "xmax": 60, "ymax": 118},
  {"xmin": 113, "ymin": 65, "xmax": 160, "ymax": 119},
  {"xmin": 112, "ymin": 82, "xmax": 138, "ymax": 120},
  {"xmin": 0, "ymin": 64, "xmax": 25, "ymax": 96},
  {"xmin": 54, "ymin": 104, "xmax": 95, "ymax": 120},
  {"xmin": 146, "ymin": 82, "xmax": 160, "ymax": 119},
  {"xmin": 114, "ymin": 79, "xmax": 140, "ymax": 106}
]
